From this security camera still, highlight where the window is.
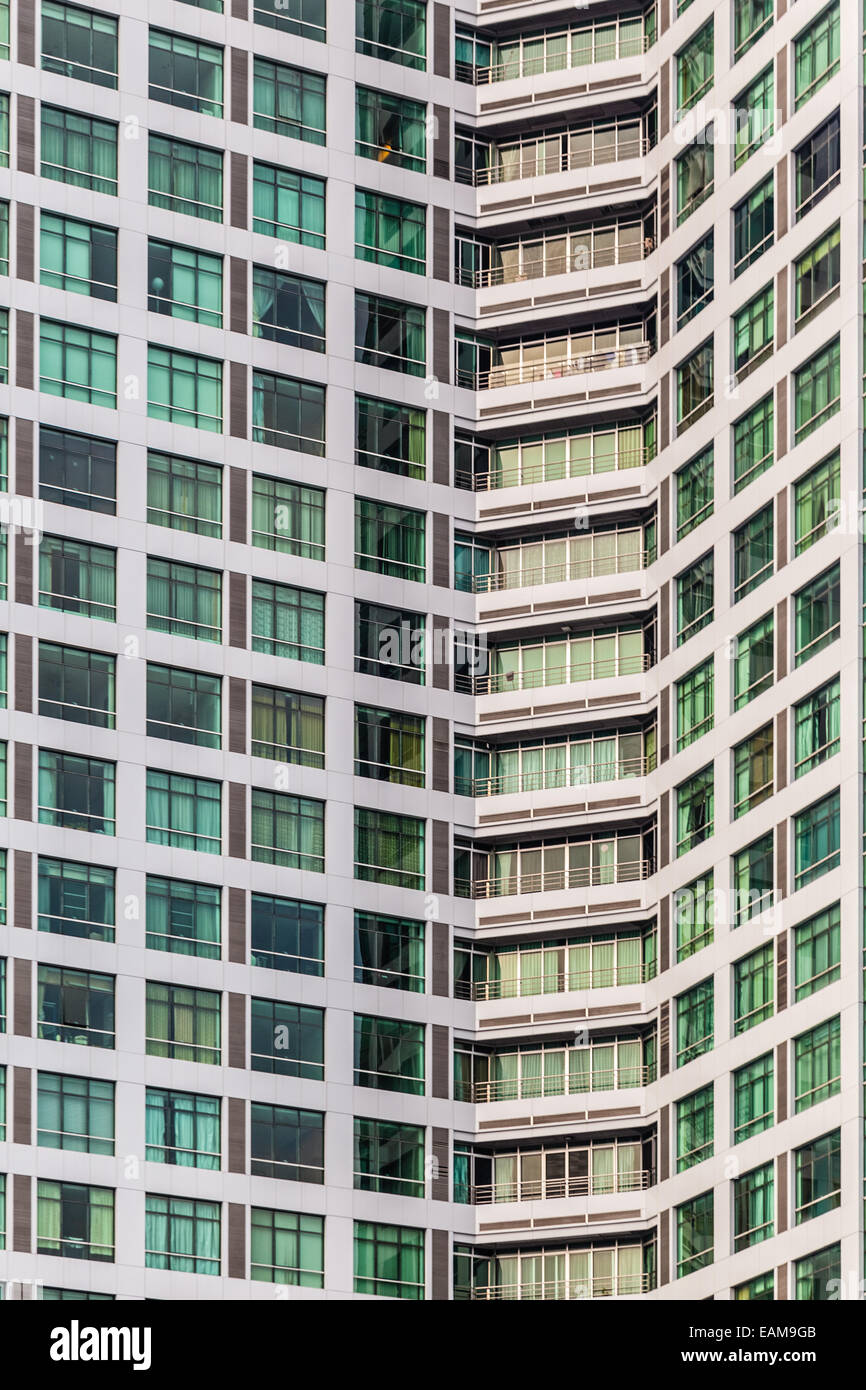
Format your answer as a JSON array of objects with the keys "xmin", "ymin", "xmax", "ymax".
[
  {"xmin": 357, "ymin": 0, "xmax": 425, "ymax": 67},
  {"xmin": 146, "ymin": 664, "xmax": 221, "ymax": 748},
  {"xmin": 40, "ymin": 427, "xmax": 115, "ymax": 514},
  {"xmin": 146, "ymin": 982, "xmax": 221, "ymax": 1064},
  {"xmin": 251, "ymin": 580, "xmax": 325, "ymax": 663},
  {"xmin": 251, "ymin": 1209, "xmax": 324, "ymax": 1287},
  {"xmin": 253, "ymin": 58, "xmax": 325, "ymax": 144},
  {"xmin": 734, "ymin": 0, "xmax": 772, "ymax": 59},
  {"xmin": 147, "ymin": 558, "xmax": 221, "ymax": 643},
  {"xmin": 676, "ymin": 446, "xmax": 713, "ymax": 538},
  {"xmin": 794, "ymin": 451, "xmax": 839, "ymax": 555},
  {"xmin": 733, "ymin": 725, "xmax": 773, "ymax": 821},
  {"xmin": 734, "ymin": 1163, "xmax": 774, "ymax": 1251},
  {"xmin": 38, "ymin": 858, "xmax": 114, "ymax": 942},
  {"xmin": 794, "ymin": 338, "xmax": 840, "ymax": 444},
  {"xmin": 733, "ymin": 393, "xmax": 773, "ymax": 493},
  {"xmin": 148, "ymin": 241, "xmax": 222, "ymax": 327},
  {"xmin": 794, "ymin": 3, "xmax": 839, "ymax": 110},
  {"xmin": 733, "ymin": 175, "xmax": 773, "ymax": 276},
  {"xmin": 356, "ymin": 86, "xmax": 426, "ymax": 171},
  {"xmin": 794, "ymin": 1016, "xmax": 840, "ymax": 1112},
  {"xmin": 734, "ymin": 1052, "xmax": 773, "ymax": 1142},
  {"xmin": 354, "ymin": 911, "xmax": 424, "ymax": 991},
  {"xmin": 250, "ymin": 790, "xmax": 325, "ymax": 871},
  {"xmin": 356, "ymin": 190, "xmax": 425, "ymax": 277},
  {"xmin": 355, "ymin": 1221, "xmax": 424, "ymax": 1299},
  {"xmin": 355, "ymin": 1014, "xmax": 424, "ymax": 1094},
  {"xmin": 42, "ymin": 1, "xmax": 117, "ymax": 85},
  {"xmin": 146, "ymin": 877, "xmax": 220, "ymax": 960},
  {"xmin": 733, "ymin": 283, "xmax": 773, "ymax": 374},
  {"xmin": 676, "ymin": 233, "xmax": 713, "ymax": 329},
  {"xmin": 675, "ymin": 872, "xmax": 714, "ymax": 960},
  {"xmin": 0, "ymin": 957, "xmax": 4, "ymax": 1032},
  {"xmin": 676, "ymin": 135, "xmax": 713, "ymax": 224},
  {"xmin": 37, "ymin": 1181, "xmax": 114, "ymax": 1262},
  {"xmin": 355, "ymin": 292, "xmax": 426, "ymax": 376},
  {"xmin": 40, "ymin": 214, "xmax": 116, "ymax": 300},
  {"xmin": 148, "ymin": 346, "xmax": 222, "ymax": 431},
  {"xmin": 146, "ymin": 1089, "xmax": 220, "ymax": 1169},
  {"xmin": 252, "ymin": 161, "xmax": 325, "ymax": 246},
  {"xmin": 676, "ymin": 21, "xmax": 713, "ymax": 116},
  {"xmin": 0, "ymin": 95, "xmax": 7, "ymax": 168},
  {"xmin": 355, "ymin": 1117, "xmax": 424, "ymax": 1197},
  {"xmin": 38, "ymin": 1073, "xmax": 113, "ymax": 1155},
  {"xmin": 41, "ymin": 106, "xmax": 117, "ymax": 193},
  {"xmin": 149, "ymin": 29, "xmax": 223, "ymax": 117},
  {"xmin": 355, "ymin": 498, "xmax": 425, "ymax": 581},
  {"xmin": 0, "ymin": 1068, "xmax": 5, "ymax": 1142},
  {"xmin": 794, "ymin": 903, "xmax": 840, "ymax": 1001},
  {"xmin": 252, "ymin": 267, "xmax": 325, "ymax": 353},
  {"xmin": 795, "ymin": 226, "xmax": 840, "ymax": 329},
  {"xmin": 794, "ymin": 677, "xmax": 839, "ymax": 777},
  {"xmin": 676, "ymin": 1192, "xmax": 713, "ymax": 1277},
  {"xmin": 794, "ymin": 792, "xmax": 840, "ymax": 889},
  {"xmin": 250, "ymin": 1103, "xmax": 324, "ymax": 1183},
  {"xmin": 252, "ymin": 371, "xmax": 326, "ymax": 455},
  {"xmin": 676, "ymin": 1085, "xmax": 713, "ymax": 1171},
  {"xmin": 733, "ymin": 832, "xmax": 774, "ymax": 926},
  {"xmin": 37, "ymin": 964, "xmax": 115, "ymax": 1048},
  {"xmin": 356, "ymin": 394, "xmax": 426, "ymax": 478},
  {"xmin": 252, "ymin": 685, "xmax": 324, "ymax": 767},
  {"xmin": 40, "ymin": 320, "xmax": 116, "ymax": 408},
  {"xmin": 795, "ymin": 114, "xmax": 839, "ymax": 220},
  {"xmin": 355, "ymin": 807, "xmax": 425, "ymax": 889},
  {"xmin": 734, "ymin": 66, "xmax": 773, "ymax": 168},
  {"xmin": 148, "ymin": 134, "xmax": 222, "ymax": 221},
  {"xmin": 676, "ymin": 659, "xmax": 713, "ymax": 751},
  {"xmin": 146, "ymin": 770, "xmax": 221, "ymax": 854},
  {"xmin": 251, "ymin": 998, "xmax": 324, "ymax": 1079},
  {"xmin": 794, "ymin": 563, "xmax": 840, "ymax": 666},
  {"xmin": 676, "ymin": 341, "xmax": 713, "ymax": 429},
  {"xmin": 255, "ymin": 0, "xmax": 324, "ymax": 38},
  {"xmin": 734, "ymin": 612, "xmax": 773, "ymax": 710},
  {"xmin": 38, "ymin": 750, "xmax": 115, "ymax": 835},
  {"xmin": 355, "ymin": 706, "xmax": 424, "ymax": 787},
  {"xmin": 251, "ymin": 894, "xmax": 324, "ymax": 976},
  {"xmin": 795, "ymin": 1244, "xmax": 840, "ymax": 1300},
  {"xmin": 147, "ymin": 452, "xmax": 221, "ymax": 537},
  {"xmin": 251, "ymin": 476, "xmax": 325, "ymax": 559},
  {"xmin": 146, "ymin": 1195, "xmax": 219, "ymax": 1275},
  {"xmin": 676, "ymin": 768, "xmax": 714, "ymax": 856},
  {"xmin": 734, "ymin": 943, "xmax": 774, "ymax": 1034},
  {"xmin": 0, "ymin": 202, "xmax": 6, "ymax": 277},
  {"xmin": 795, "ymin": 1131, "xmax": 841, "ymax": 1224},
  {"xmin": 676, "ymin": 978, "xmax": 713, "ymax": 1066},
  {"xmin": 355, "ymin": 601, "xmax": 425, "ymax": 683},
  {"xmin": 676, "ymin": 553, "xmax": 714, "ymax": 643},
  {"xmin": 38, "ymin": 643, "xmax": 114, "ymax": 728}
]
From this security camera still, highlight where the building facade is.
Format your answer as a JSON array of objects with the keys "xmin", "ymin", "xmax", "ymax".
[{"xmin": 0, "ymin": 0, "xmax": 860, "ymax": 1301}]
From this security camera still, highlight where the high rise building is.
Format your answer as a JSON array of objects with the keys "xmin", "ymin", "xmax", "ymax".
[{"xmin": 0, "ymin": 0, "xmax": 857, "ymax": 1302}]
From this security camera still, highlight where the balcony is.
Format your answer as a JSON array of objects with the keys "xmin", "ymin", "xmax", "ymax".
[
  {"xmin": 460, "ymin": 1270, "xmax": 653, "ymax": 1299},
  {"xmin": 455, "ymin": 1062, "xmax": 655, "ymax": 1104},
  {"xmin": 463, "ymin": 343, "xmax": 653, "ymax": 392},
  {"xmin": 458, "ymin": 127, "xmax": 651, "ymax": 188},
  {"xmin": 466, "ymin": 753, "xmax": 654, "ymax": 797},
  {"xmin": 457, "ymin": 222, "xmax": 650, "ymax": 289},
  {"xmin": 468, "ymin": 1169, "xmax": 653, "ymax": 1203},
  {"xmin": 464, "ymin": 29, "xmax": 650, "ymax": 87},
  {"xmin": 456, "ymin": 958, "xmax": 654, "ymax": 1002},
  {"xmin": 459, "ymin": 649, "xmax": 651, "ymax": 696},
  {"xmin": 462, "ymin": 544, "xmax": 651, "ymax": 594}
]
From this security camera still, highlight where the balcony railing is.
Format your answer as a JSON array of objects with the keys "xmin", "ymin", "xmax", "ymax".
[
  {"xmin": 456, "ymin": 961, "xmax": 654, "ymax": 1000},
  {"xmin": 460, "ymin": 1272, "xmax": 653, "ymax": 1299},
  {"xmin": 457, "ymin": 859, "xmax": 654, "ymax": 899},
  {"xmin": 460, "ymin": 651, "xmax": 651, "ymax": 696},
  {"xmin": 466, "ymin": 755, "xmax": 654, "ymax": 797},
  {"xmin": 456, "ymin": 446, "xmax": 650, "ymax": 491},
  {"xmin": 456, "ymin": 1063, "xmax": 655, "ymax": 1104},
  {"xmin": 462, "ymin": 343, "xmax": 653, "ymax": 391},
  {"xmin": 469, "ymin": 1170, "xmax": 653, "ymax": 1203},
  {"xmin": 469, "ymin": 34, "xmax": 650, "ymax": 85},
  {"xmin": 463, "ymin": 136, "xmax": 650, "ymax": 186},
  {"xmin": 458, "ymin": 232, "xmax": 650, "ymax": 288},
  {"xmin": 466, "ymin": 549, "xmax": 650, "ymax": 593}
]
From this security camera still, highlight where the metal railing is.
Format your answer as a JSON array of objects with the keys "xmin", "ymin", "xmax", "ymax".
[
  {"xmin": 469, "ymin": 1170, "xmax": 653, "ymax": 1203},
  {"xmin": 456, "ymin": 446, "xmax": 650, "ymax": 491},
  {"xmin": 459, "ymin": 236, "xmax": 648, "ymax": 288},
  {"xmin": 464, "ymin": 136, "xmax": 650, "ymax": 186},
  {"xmin": 460, "ymin": 1272, "xmax": 653, "ymax": 1299},
  {"xmin": 457, "ymin": 859, "xmax": 653, "ymax": 899},
  {"xmin": 456, "ymin": 1064, "xmax": 654, "ymax": 1104},
  {"xmin": 466, "ymin": 755, "xmax": 653, "ymax": 797},
  {"xmin": 467, "ymin": 548, "xmax": 650, "ymax": 592},
  {"xmin": 456, "ymin": 961, "xmax": 653, "ymax": 1001},
  {"xmin": 471, "ymin": 35, "xmax": 649, "ymax": 84},
  {"xmin": 462, "ymin": 343, "xmax": 652, "ymax": 390},
  {"xmin": 461, "ymin": 651, "xmax": 651, "ymax": 695}
]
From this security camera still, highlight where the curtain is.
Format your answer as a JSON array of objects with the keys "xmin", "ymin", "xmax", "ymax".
[
  {"xmin": 592, "ymin": 1146, "xmax": 615, "ymax": 1195},
  {"xmin": 38, "ymin": 1182, "xmax": 62, "ymax": 1248},
  {"xmin": 89, "ymin": 1187, "xmax": 114, "ymax": 1258},
  {"xmin": 521, "ymin": 1050, "xmax": 543, "ymax": 1099}
]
